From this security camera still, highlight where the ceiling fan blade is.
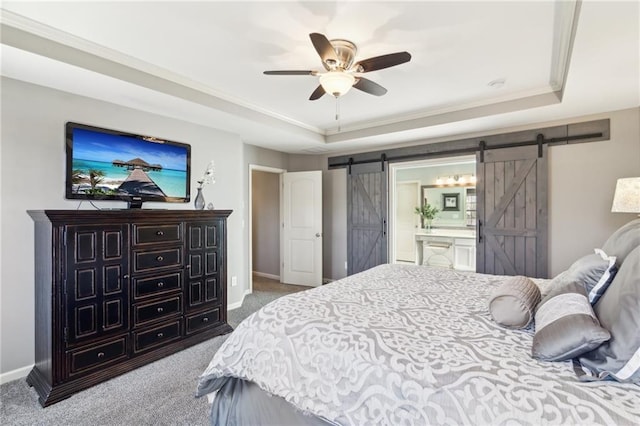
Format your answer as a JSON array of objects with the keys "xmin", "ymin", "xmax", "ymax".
[
  {"xmin": 263, "ymin": 70, "xmax": 316, "ymax": 76},
  {"xmin": 309, "ymin": 33, "xmax": 338, "ymax": 68},
  {"xmin": 354, "ymin": 51, "xmax": 411, "ymax": 73},
  {"xmin": 309, "ymin": 85, "xmax": 326, "ymax": 101},
  {"xmin": 353, "ymin": 78, "xmax": 387, "ymax": 96}
]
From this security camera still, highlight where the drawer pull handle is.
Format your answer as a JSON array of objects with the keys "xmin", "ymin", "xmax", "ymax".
[
  {"xmin": 156, "ymin": 231, "xmax": 164, "ymax": 236},
  {"xmin": 157, "ymin": 332, "xmax": 164, "ymax": 338},
  {"xmin": 157, "ymin": 307, "xmax": 164, "ymax": 313},
  {"xmin": 202, "ymin": 317, "xmax": 209, "ymax": 323},
  {"xmin": 97, "ymin": 352, "xmax": 105, "ymax": 358},
  {"xmin": 156, "ymin": 256, "xmax": 164, "ymax": 262},
  {"xmin": 157, "ymin": 282, "xmax": 164, "ymax": 288}
]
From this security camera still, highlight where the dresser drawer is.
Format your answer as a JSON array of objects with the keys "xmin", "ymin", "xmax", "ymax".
[
  {"xmin": 133, "ymin": 224, "xmax": 182, "ymax": 245},
  {"xmin": 186, "ymin": 307, "xmax": 221, "ymax": 335},
  {"xmin": 68, "ymin": 336, "xmax": 128, "ymax": 375},
  {"xmin": 133, "ymin": 320, "xmax": 181, "ymax": 353},
  {"xmin": 134, "ymin": 296, "xmax": 182, "ymax": 326},
  {"xmin": 133, "ymin": 272, "xmax": 182, "ymax": 300},
  {"xmin": 133, "ymin": 247, "xmax": 182, "ymax": 272}
]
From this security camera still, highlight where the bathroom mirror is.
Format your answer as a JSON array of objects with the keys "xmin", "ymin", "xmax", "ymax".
[{"xmin": 421, "ymin": 185, "xmax": 475, "ymax": 227}]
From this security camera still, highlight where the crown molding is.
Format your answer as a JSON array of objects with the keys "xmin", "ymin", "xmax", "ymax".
[
  {"xmin": 323, "ymin": 0, "xmax": 579, "ymax": 143},
  {"xmin": 325, "ymin": 90, "xmax": 562, "ymax": 144},
  {"xmin": 550, "ymin": 0, "xmax": 582, "ymax": 98},
  {"xmin": 0, "ymin": 2, "xmax": 580, "ymax": 146},
  {"xmin": 0, "ymin": 9, "xmax": 325, "ymax": 136}
]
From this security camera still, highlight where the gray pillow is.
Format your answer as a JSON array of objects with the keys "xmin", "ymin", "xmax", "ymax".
[
  {"xmin": 532, "ymin": 281, "xmax": 610, "ymax": 362},
  {"xmin": 549, "ymin": 249, "xmax": 617, "ymax": 305},
  {"xmin": 602, "ymin": 218, "xmax": 640, "ymax": 265},
  {"xmin": 488, "ymin": 276, "xmax": 541, "ymax": 329},
  {"xmin": 578, "ymin": 245, "xmax": 640, "ymax": 382}
]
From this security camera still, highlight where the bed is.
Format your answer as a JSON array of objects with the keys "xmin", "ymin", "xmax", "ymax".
[{"xmin": 196, "ymin": 220, "xmax": 640, "ymax": 425}]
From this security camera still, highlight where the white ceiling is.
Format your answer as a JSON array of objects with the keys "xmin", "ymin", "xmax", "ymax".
[{"xmin": 1, "ymin": 1, "xmax": 638, "ymax": 154}]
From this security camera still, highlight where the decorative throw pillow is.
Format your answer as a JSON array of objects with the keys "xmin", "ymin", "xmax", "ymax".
[
  {"xmin": 584, "ymin": 249, "xmax": 618, "ymax": 304},
  {"xmin": 532, "ymin": 281, "xmax": 610, "ymax": 362},
  {"xmin": 549, "ymin": 249, "xmax": 617, "ymax": 305},
  {"xmin": 578, "ymin": 245, "xmax": 640, "ymax": 382},
  {"xmin": 601, "ymin": 218, "xmax": 640, "ymax": 265},
  {"xmin": 488, "ymin": 276, "xmax": 541, "ymax": 329}
]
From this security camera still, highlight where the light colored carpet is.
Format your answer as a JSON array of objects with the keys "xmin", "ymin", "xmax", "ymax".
[{"xmin": 0, "ymin": 279, "xmax": 309, "ymax": 426}]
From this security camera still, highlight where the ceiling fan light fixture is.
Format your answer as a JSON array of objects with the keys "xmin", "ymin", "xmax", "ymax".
[
  {"xmin": 319, "ymin": 71, "xmax": 355, "ymax": 97},
  {"xmin": 264, "ymin": 33, "xmax": 411, "ymax": 101}
]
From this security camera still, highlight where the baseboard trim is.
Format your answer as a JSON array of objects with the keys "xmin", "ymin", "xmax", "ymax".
[
  {"xmin": 228, "ymin": 289, "xmax": 252, "ymax": 311},
  {"xmin": 0, "ymin": 365, "xmax": 32, "ymax": 385},
  {"xmin": 252, "ymin": 271, "xmax": 280, "ymax": 281}
]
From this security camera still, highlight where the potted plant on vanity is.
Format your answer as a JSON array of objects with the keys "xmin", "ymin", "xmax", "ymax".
[{"xmin": 415, "ymin": 203, "xmax": 439, "ymax": 232}]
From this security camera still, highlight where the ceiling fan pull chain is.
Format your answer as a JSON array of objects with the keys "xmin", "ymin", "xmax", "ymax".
[{"xmin": 336, "ymin": 97, "xmax": 342, "ymax": 132}]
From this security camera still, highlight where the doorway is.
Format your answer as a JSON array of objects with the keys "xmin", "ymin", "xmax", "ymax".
[
  {"xmin": 249, "ymin": 166, "xmax": 324, "ymax": 292},
  {"xmin": 249, "ymin": 165, "xmax": 285, "ymax": 294},
  {"xmin": 389, "ymin": 156, "xmax": 477, "ymax": 266},
  {"xmin": 395, "ymin": 181, "xmax": 421, "ymax": 262}
]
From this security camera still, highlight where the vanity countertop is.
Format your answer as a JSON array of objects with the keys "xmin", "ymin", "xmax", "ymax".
[{"xmin": 416, "ymin": 228, "xmax": 476, "ymax": 239}]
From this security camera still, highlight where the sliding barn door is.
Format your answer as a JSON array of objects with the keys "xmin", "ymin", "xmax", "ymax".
[
  {"xmin": 348, "ymin": 162, "xmax": 388, "ymax": 275},
  {"xmin": 476, "ymin": 145, "xmax": 548, "ymax": 278}
]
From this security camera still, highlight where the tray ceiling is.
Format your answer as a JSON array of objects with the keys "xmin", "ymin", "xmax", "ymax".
[{"xmin": 1, "ymin": 1, "xmax": 638, "ymax": 154}]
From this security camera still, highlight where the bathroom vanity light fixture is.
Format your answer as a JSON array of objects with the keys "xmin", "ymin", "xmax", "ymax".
[{"xmin": 435, "ymin": 174, "xmax": 476, "ymax": 186}]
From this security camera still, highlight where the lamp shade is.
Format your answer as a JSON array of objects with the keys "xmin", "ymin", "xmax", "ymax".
[
  {"xmin": 319, "ymin": 72, "xmax": 355, "ymax": 97},
  {"xmin": 611, "ymin": 177, "xmax": 640, "ymax": 213}
]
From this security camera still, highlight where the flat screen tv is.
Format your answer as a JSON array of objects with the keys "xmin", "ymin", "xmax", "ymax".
[{"xmin": 65, "ymin": 122, "xmax": 191, "ymax": 208}]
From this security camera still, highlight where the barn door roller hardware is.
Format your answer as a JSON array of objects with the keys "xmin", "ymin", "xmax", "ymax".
[
  {"xmin": 330, "ymin": 125, "xmax": 605, "ymax": 169},
  {"xmin": 537, "ymin": 134, "xmax": 544, "ymax": 158},
  {"xmin": 479, "ymin": 140, "xmax": 486, "ymax": 163}
]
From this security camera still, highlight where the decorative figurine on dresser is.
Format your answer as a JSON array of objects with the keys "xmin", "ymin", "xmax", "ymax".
[{"xmin": 26, "ymin": 209, "xmax": 233, "ymax": 406}]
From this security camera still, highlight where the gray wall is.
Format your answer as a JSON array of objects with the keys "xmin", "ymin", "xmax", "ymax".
[
  {"xmin": 547, "ymin": 107, "xmax": 640, "ymax": 275},
  {"xmin": 323, "ymin": 168, "xmax": 348, "ymax": 280},
  {"xmin": 242, "ymin": 144, "xmax": 289, "ymax": 288},
  {"xmin": 1, "ymin": 75, "xmax": 637, "ymax": 380},
  {"xmin": 243, "ymin": 151, "xmax": 348, "ymax": 282},
  {"xmin": 0, "ymin": 78, "xmax": 245, "ymax": 379},
  {"xmin": 251, "ymin": 170, "xmax": 280, "ymax": 277},
  {"xmin": 290, "ymin": 154, "xmax": 348, "ymax": 281},
  {"xmin": 286, "ymin": 109, "xmax": 640, "ymax": 280},
  {"xmin": 312, "ymin": 108, "xmax": 640, "ymax": 281},
  {"xmin": 244, "ymin": 144, "xmax": 289, "ymax": 171}
]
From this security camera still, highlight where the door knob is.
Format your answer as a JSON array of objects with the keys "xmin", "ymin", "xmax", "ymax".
[{"xmin": 315, "ymin": 232, "xmax": 322, "ymax": 237}]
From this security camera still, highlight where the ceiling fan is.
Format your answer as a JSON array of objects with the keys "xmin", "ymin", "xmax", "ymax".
[{"xmin": 264, "ymin": 33, "xmax": 411, "ymax": 100}]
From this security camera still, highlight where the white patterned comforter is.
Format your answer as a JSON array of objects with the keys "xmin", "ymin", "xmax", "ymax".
[{"xmin": 197, "ymin": 264, "xmax": 640, "ymax": 425}]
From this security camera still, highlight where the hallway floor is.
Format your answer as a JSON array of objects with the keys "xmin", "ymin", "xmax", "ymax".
[{"xmin": 252, "ymin": 274, "xmax": 312, "ymax": 294}]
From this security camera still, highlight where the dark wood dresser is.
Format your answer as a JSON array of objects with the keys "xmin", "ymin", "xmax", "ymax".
[{"xmin": 26, "ymin": 210, "xmax": 233, "ymax": 406}]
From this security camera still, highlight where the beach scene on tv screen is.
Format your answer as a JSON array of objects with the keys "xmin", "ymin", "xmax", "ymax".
[{"xmin": 70, "ymin": 128, "xmax": 188, "ymax": 198}]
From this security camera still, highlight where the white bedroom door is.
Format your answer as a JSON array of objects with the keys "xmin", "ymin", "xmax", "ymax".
[{"xmin": 281, "ymin": 171, "xmax": 323, "ymax": 287}]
